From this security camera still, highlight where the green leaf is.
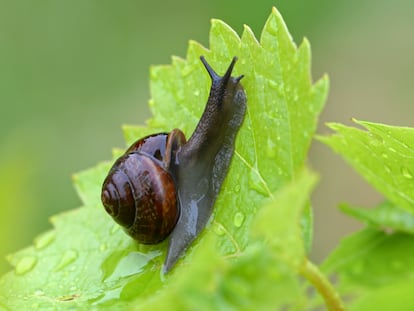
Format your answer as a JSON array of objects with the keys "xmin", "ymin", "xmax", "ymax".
[
  {"xmin": 252, "ymin": 168, "xmax": 318, "ymax": 267},
  {"xmin": 0, "ymin": 7, "xmax": 328, "ymax": 310},
  {"xmin": 340, "ymin": 201, "xmax": 414, "ymax": 234},
  {"xmin": 322, "ymin": 228, "xmax": 414, "ymax": 310},
  {"xmin": 318, "ymin": 120, "xmax": 414, "ymax": 212},
  {"xmin": 318, "ymin": 119, "xmax": 414, "ymax": 310}
]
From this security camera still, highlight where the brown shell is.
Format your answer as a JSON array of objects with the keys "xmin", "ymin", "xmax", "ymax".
[{"xmin": 101, "ymin": 152, "xmax": 178, "ymax": 244}]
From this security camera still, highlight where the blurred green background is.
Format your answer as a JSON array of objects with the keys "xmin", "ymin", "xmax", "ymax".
[{"xmin": 1, "ymin": 0, "xmax": 413, "ymax": 274}]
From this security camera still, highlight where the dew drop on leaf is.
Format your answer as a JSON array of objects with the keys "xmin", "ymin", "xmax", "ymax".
[
  {"xmin": 369, "ymin": 138, "xmax": 382, "ymax": 147},
  {"xmin": 268, "ymin": 80, "xmax": 278, "ymax": 90},
  {"xmin": 266, "ymin": 138, "xmax": 277, "ymax": 158},
  {"xmin": 100, "ymin": 243, "xmax": 108, "ymax": 251},
  {"xmin": 401, "ymin": 167, "xmax": 413, "ymax": 179},
  {"xmin": 233, "ymin": 212, "xmax": 245, "ymax": 228},
  {"xmin": 34, "ymin": 231, "xmax": 56, "ymax": 250},
  {"xmin": 384, "ymin": 164, "xmax": 392, "ymax": 174},
  {"xmin": 54, "ymin": 249, "xmax": 78, "ymax": 271},
  {"xmin": 213, "ymin": 224, "xmax": 226, "ymax": 236},
  {"xmin": 381, "ymin": 153, "xmax": 389, "ymax": 159},
  {"xmin": 34, "ymin": 289, "xmax": 44, "ymax": 296},
  {"xmin": 277, "ymin": 166, "xmax": 283, "ymax": 176},
  {"xmin": 233, "ymin": 184, "xmax": 241, "ymax": 193},
  {"xmin": 15, "ymin": 256, "xmax": 37, "ymax": 275}
]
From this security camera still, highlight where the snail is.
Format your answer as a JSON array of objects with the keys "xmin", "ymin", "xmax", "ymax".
[{"xmin": 101, "ymin": 56, "xmax": 246, "ymax": 272}]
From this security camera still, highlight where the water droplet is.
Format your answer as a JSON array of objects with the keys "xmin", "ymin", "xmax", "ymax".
[
  {"xmin": 54, "ymin": 249, "xmax": 78, "ymax": 271},
  {"xmin": 266, "ymin": 138, "xmax": 277, "ymax": 158},
  {"xmin": 381, "ymin": 153, "xmax": 389, "ymax": 159},
  {"xmin": 100, "ymin": 243, "xmax": 108, "ymax": 252},
  {"xmin": 233, "ymin": 184, "xmax": 241, "ymax": 193},
  {"xmin": 34, "ymin": 231, "xmax": 55, "ymax": 250},
  {"xmin": 277, "ymin": 167, "xmax": 283, "ymax": 176},
  {"xmin": 268, "ymin": 80, "xmax": 278, "ymax": 90},
  {"xmin": 193, "ymin": 89, "xmax": 200, "ymax": 97},
  {"xmin": 15, "ymin": 256, "xmax": 37, "ymax": 275},
  {"xmin": 401, "ymin": 167, "xmax": 413, "ymax": 179},
  {"xmin": 369, "ymin": 139, "xmax": 381, "ymax": 147},
  {"xmin": 293, "ymin": 93, "xmax": 299, "ymax": 102},
  {"xmin": 34, "ymin": 289, "xmax": 44, "ymax": 296},
  {"xmin": 233, "ymin": 212, "xmax": 245, "ymax": 228},
  {"xmin": 388, "ymin": 147, "xmax": 397, "ymax": 153},
  {"xmin": 214, "ymin": 224, "xmax": 225, "ymax": 236},
  {"xmin": 384, "ymin": 165, "xmax": 392, "ymax": 174}
]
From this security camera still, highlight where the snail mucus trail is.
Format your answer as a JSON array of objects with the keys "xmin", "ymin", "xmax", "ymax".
[{"xmin": 101, "ymin": 56, "xmax": 246, "ymax": 273}]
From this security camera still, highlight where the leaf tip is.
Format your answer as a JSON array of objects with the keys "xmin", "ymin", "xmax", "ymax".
[
  {"xmin": 271, "ymin": 6, "xmax": 281, "ymax": 17},
  {"xmin": 300, "ymin": 36, "xmax": 311, "ymax": 50},
  {"xmin": 324, "ymin": 122, "xmax": 343, "ymax": 131}
]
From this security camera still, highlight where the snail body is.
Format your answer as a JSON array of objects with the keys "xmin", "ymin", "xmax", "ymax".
[{"xmin": 101, "ymin": 56, "xmax": 246, "ymax": 272}]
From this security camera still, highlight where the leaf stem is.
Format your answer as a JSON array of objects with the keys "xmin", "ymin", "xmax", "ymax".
[{"xmin": 299, "ymin": 258, "xmax": 346, "ymax": 311}]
